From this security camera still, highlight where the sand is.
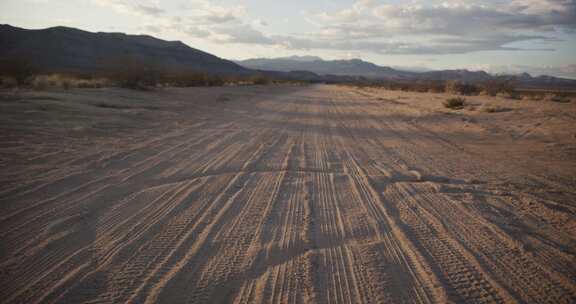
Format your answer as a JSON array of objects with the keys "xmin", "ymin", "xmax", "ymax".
[{"xmin": 0, "ymin": 84, "xmax": 575, "ymax": 303}]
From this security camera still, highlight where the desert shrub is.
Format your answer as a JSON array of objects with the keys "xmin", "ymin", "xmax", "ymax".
[
  {"xmin": 110, "ymin": 71, "xmax": 146, "ymax": 89},
  {"xmin": 0, "ymin": 57, "xmax": 38, "ymax": 86},
  {"xmin": 30, "ymin": 74, "xmax": 110, "ymax": 90},
  {"xmin": 522, "ymin": 94, "xmax": 544, "ymax": 101},
  {"xmin": 443, "ymin": 97, "xmax": 466, "ymax": 109},
  {"xmin": 496, "ymin": 92, "xmax": 521, "ymax": 100},
  {"xmin": 445, "ymin": 80, "xmax": 480, "ymax": 95},
  {"xmin": 31, "ymin": 74, "xmax": 71, "ymax": 90},
  {"xmin": 165, "ymin": 73, "xmax": 202, "ymax": 86},
  {"xmin": 481, "ymin": 104, "xmax": 508, "ymax": 113},
  {"xmin": 479, "ymin": 79, "xmax": 516, "ymax": 97},
  {"xmin": 445, "ymin": 80, "xmax": 460, "ymax": 94},
  {"xmin": 103, "ymin": 56, "xmax": 164, "ymax": 90},
  {"xmin": 545, "ymin": 93, "xmax": 570, "ymax": 103},
  {"xmin": 76, "ymin": 77, "xmax": 109, "ymax": 88},
  {"xmin": 251, "ymin": 75, "xmax": 270, "ymax": 85},
  {"xmin": 374, "ymin": 80, "xmax": 445, "ymax": 93},
  {"xmin": 0, "ymin": 76, "xmax": 18, "ymax": 88},
  {"xmin": 163, "ymin": 72, "xmax": 225, "ymax": 87},
  {"xmin": 423, "ymin": 80, "xmax": 445, "ymax": 93},
  {"xmin": 204, "ymin": 75, "xmax": 225, "ymax": 86}
]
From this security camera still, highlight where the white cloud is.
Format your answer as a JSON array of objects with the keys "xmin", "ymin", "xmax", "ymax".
[
  {"xmin": 91, "ymin": 0, "xmax": 576, "ymax": 56},
  {"xmin": 91, "ymin": 0, "xmax": 269, "ymax": 45},
  {"xmin": 295, "ymin": 0, "xmax": 576, "ymax": 54},
  {"xmin": 91, "ymin": 0, "xmax": 164, "ymax": 17}
]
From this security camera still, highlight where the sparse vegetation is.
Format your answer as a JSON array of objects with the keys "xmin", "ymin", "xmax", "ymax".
[
  {"xmin": 0, "ymin": 57, "xmax": 38, "ymax": 86},
  {"xmin": 523, "ymin": 94, "xmax": 544, "ymax": 101},
  {"xmin": 250, "ymin": 75, "xmax": 270, "ymax": 85},
  {"xmin": 445, "ymin": 80, "xmax": 481, "ymax": 96},
  {"xmin": 162, "ymin": 72, "xmax": 226, "ymax": 87},
  {"xmin": 496, "ymin": 92, "xmax": 521, "ymax": 100},
  {"xmin": 105, "ymin": 58, "xmax": 164, "ymax": 90},
  {"xmin": 0, "ymin": 57, "xmax": 278, "ymax": 90},
  {"xmin": 30, "ymin": 74, "xmax": 109, "ymax": 90},
  {"xmin": 481, "ymin": 104, "xmax": 508, "ymax": 113},
  {"xmin": 479, "ymin": 79, "xmax": 516, "ymax": 97},
  {"xmin": 444, "ymin": 97, "xmax": 466, "ymax": 109},
  {"xmin": 0, "ymin": 76, "xmax": 18, "ymax": 88},
  {"xmin": 545, "ymin": 93, "xmax": 571, "ymax": 103},
  {"xmin": 347, "ymin": 78, "xmax": 526, "ymax": 99}
]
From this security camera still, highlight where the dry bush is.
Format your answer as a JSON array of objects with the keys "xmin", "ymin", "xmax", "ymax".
[
  {"xmin": 250, "ymin": 75, "xmax": 270, "ymax": 85},
  {"xmin": 203, "ymin": 74, "xmax": 225, "ymax": 86},
  {"xmin": 163, "ymin": 72, "xmax": 225, "ymax": 87},
  {"xmin": 374, "ymin": 80, "xmax": 445, "ymax": 93},
  {"xmin": 423, "ymin": 80, "xmax": 446, "ymax": 93},
  {"xmin": 443, "ymin": 97, "xmax": 466, "ymax": 109},
  {"xmin": 0, "ymin": 76, "xmax": 18, "ymax": 88},
  {"xmin": 0, "ymin": 57, "xmax": 38, "ymax": 86},
  {"xmin": 103, "ymin": 56, "xmax": 165, "ymax": 90},
  {"xmin": 521, "ymin": 94, "xmax": 543, "ymax": 101},
  {"xmin": 481, "ymin": 104, "xmax": 508, "ymax": 113},
  {"xmin": 415, "ymin": 80, "xmax": 445, "ymax": 93},
  {"xmin": 445, "ymin": 80, "xmax": 480, "ymax": 96},
  {"xmin": 545, "ymin": 93, "xmax": 571, "ymax": 103},
  {"xmin": 479, "ymin": 79, "xmax": 516, "ymax": 96},
  {"xmin": 110, "ymin": 67, "xmax": 163, "ymax": 90},
  {"xmin": 496, "ymin": 92, "xmax": 521, "ymax": 100},
  {"xmin": 30, "ymin": 74, "xmax": 110, "ymax": 90}
]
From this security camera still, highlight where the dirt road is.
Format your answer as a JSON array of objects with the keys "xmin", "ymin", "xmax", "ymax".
[{"xmin": 1, "ymin": 85, "xmax": 575, "ymax": 303}]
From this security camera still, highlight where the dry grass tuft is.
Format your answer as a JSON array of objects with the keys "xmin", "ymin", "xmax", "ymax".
[
  {"xmin": 444, "ymin": 97, "xmax": 466, "ymax": 109},
  {"xmin": 544, "ymin": 93, "xmax": 571, "ymax": 103},
  {"xmin": 31, "ymin": 74, "xmax": 110, "ymax": 90},
  {"xmin": 445, "ymin": 80, "xmax": 480, "ymax": 96},
  {"xmin": 481, "ymin": 104, "xmax": 508, "ymax": 113}
]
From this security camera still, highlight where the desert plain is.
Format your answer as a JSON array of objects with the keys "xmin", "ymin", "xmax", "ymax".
[{"xmin": 0, "ymin": 84, "xmax": 575, "ymax": 303}]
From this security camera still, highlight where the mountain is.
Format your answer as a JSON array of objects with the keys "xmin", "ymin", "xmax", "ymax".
[
  {"xmin": 236, "ymin": 57, "xmax": 415, "ymax": 79},
  {"xmin": 495, "ymin": 73, "xmax": 576, "ymax": 89},
  {"xmin": 418, "ymin": 69, "xmax": 493, "ymax": 82},
  {"xmin": 0, "ymin": 24, "xmax": 249, "ymax": 75},
  {"xmin": 281, "ymin": 56, "xmax": 323, "ymax": 62},
  {"xmin": 2, "ymin": 25, "xmax": 574, "ymax": 87},
  {"xmin": 237, "ymin": 56, "xmax": 576, "ymax": 88}
]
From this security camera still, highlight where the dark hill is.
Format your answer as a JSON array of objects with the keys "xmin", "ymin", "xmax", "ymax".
[{"xmin": 0, "ymin": 24, "xmax": 249, "ymax": 75}]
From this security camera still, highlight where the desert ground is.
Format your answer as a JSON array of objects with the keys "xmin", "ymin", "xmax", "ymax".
[{"xmin": 0, "ymin": 84, "xmax": 575, "ymax": 303}]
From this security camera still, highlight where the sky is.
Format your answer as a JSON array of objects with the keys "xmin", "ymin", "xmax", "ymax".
[{"xmin": 1, "ymin": 0, "xmax": 575, "ymax": 78}]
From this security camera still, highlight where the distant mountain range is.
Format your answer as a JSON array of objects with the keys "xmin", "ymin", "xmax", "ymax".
[
  {"xmin": 1, "ymin": 25, "xmax": 574, "ymax": 88},
  {"xmin": 236, "ymin": 57, "xmax": 576, "ymax": 88},
  {"xmin": 235, "ymin": 57, "xmax": 413, "ymax": 79}
]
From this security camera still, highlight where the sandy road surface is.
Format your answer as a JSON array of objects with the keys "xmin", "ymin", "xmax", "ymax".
[{"xmin": 1, "ymin": 85, "xmax": 575, "ymax": 303}]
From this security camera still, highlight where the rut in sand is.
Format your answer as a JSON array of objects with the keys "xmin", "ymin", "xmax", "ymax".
[{"xmin": 1, "ymin": 85, "xmax": 575, "ymax": 303}]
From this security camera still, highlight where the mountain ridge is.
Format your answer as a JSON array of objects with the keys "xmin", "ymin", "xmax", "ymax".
[
  {"xmin": 235, "ymin": 57, "xmax": 414, "ymax": 79},
  {"xmin": 236, "ymin": 56, "xmax": 576, "ymax": 87},
  {"xmin": 0, "ymin": 24, "xmax": 249, "ymax": 75},
  {"xmin": 1, "ymin": 24, "xmax": 575, "ymax": 87}
]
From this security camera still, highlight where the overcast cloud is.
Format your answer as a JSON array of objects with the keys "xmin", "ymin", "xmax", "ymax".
[{"xmin": 88, "ymin": 0, "xmax": 575, "ymax": 53}]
